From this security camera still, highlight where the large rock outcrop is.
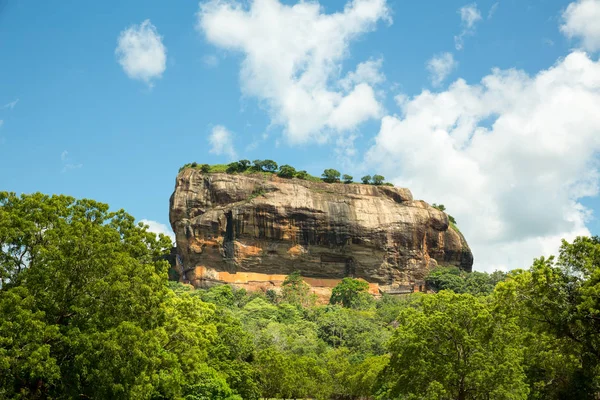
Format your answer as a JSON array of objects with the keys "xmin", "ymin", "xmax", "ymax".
[{"xmin": 169, "ymin": 170, "xmax": 473, "ymax": 295}]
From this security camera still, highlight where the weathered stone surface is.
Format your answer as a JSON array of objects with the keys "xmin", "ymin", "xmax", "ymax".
[{"xmin": 169, "ymin": 170, "xmax": 473, "ymax": 294}]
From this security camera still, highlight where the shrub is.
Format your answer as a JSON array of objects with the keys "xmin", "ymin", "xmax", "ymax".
[
  {"xmin": 295, "ymin": 170, "xmax": 308, "ymax": 180},
  {"xmin": 226, "ymin": 162, "xmax": 244, "ymax": 174}
]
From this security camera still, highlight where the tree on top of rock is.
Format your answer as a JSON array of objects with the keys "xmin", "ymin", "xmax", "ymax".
[
  {"xmin": 278, "ymin": 165, "xmax": 296, "ymax": 179},
  {"xmin": 322, "ymin": 169, "xmax": 341, "ymax": 183},
  {"xmin": 372, "ymin": 175, "xmax": 385, "ymax": 185}
]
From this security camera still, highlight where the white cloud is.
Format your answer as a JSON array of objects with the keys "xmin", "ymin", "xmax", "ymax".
[
  {"xmin": 3, "ymin": 99, "xmax": 19, "ymax": 110},
  {"xmin": 455, "ymin": 3, "xmax": 482, "ymax": 50},
  {"xmin": 116, "ymin": 20, "xmax": 167, "ymax": 86},
  {"xmin": 140, "ymin": 219, "xmax": 175, "ymax": 242},
  {"xmin": 339, "ymin": 58, "xmax": 385, "ymax": 91},
  {"xmin": 487, "ymin": 2, "xmax": 499, "ymax": 19},
  {"xmin": 209, "ymin": 125, "xmax": 237, "ymax": 159},
  {"xmin": 366, "ymin": 51, "xmax": 600, "ymax": 271},
  {"xmin": 0, "ymin": 120, "xmax": 3, "ymax": 129},
  {"xmin": 197, "ymin": 0, "xmax": 389, "ymax": 144},
  {"xmin": 560, "ymin": 0, "xmax": 600, "ymax": 52},
  {"xmin": 427, "ymin": 52, "xmax": 458, "ymax": 86},
  {"xmin": 61, "ymin": 150, "xmax": 68, "ymax": 161}
]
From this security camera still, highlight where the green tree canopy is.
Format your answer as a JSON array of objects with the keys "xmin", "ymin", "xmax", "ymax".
[
  {"xmin": 382, "ymin": 291, "xmax": 529, "ymax": 400},
  {"xmin": 277, "ymin": 164, "xmax": 296, "ymax": 179},
  {"xmin": 330, "ymin": 278, "xmax": 371, "ymax": 309},
  {"xmin": 494, "ymin": 236, "xmax": 600, "ymax": 398},
  {"xmin": 322, "ymin": 169, "xmax": 341, "ymax": 183},
  {"xmin": 372, "ymin": 174, "xmax": 385, "ymax": 185},
  {"xmin": 0, "ymin": 192, "xmax": 241, "ymax": 399},
  {"xmin": 342, "ymin": 174, "xmax": 353, "ymax": 184},
  {"xmin": 280, "ymin": 271, "xmax": 316, "ymax": 307},
  {"xmin": 361, "ymin": 175, "xmax": 372, "ymax": 184}
]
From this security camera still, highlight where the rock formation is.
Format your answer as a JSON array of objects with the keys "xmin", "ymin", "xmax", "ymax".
[{"xmin": 169, "ymin": 170, "xmax": 473, "ymax": 296}]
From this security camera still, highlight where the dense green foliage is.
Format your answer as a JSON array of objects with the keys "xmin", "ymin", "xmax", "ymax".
[
  {"xmin": 426, "ymin": 266, "xmax": 507, "ymax": 295},
  {"xmin": 3, "ymin": 192, "xmax": 600, "ymax": 399},
  {"xmin": 322, "ymin": 169, "xmax": 341, "ymax": 183},
  {"xmin": 329, "ymin": 277, "xmax": 373, "ymax": 309},
  {"xmin": 180, "ymin": 160, "xmax": 393, "ymax": 186}
]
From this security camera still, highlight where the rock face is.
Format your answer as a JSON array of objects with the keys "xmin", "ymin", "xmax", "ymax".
[{"xmin": 169, "ymin": 170, "xmax": 473, "ymax": 295}]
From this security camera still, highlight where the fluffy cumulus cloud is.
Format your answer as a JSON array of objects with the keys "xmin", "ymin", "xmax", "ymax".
[
  {"xmin": 116, "ymin": 20, "xmax": 167, "ymax": 85},
  {"xmin": 209, "ymin": 125, "xmax": 237, "ymax": 159},
  {"xmin": 339, "ymin": 58, "xmax": 385, "ymax": 91},
  {"xmin": 455, "ymin": 3, "xmax": 482, "ymax": 50},
  {"xmin": 140, "ymin": 219, "xmax": 175, "ymax": 242},
  {"xmin": 366, "ymin": 51, "xmax": 600, "ymax": 271},
  {"xmin": 427, "ymin": 52, "xmax": 458, "ymax": 86},
  {"xmin": 561, "ymin": 0, "xmax": 600, "ymax": 52},
  {"xmin": 197, "ymin": 0, "xmax": 389, "ymax": 144}
]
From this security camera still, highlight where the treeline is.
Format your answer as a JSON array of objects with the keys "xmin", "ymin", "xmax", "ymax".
[
  {"xmin": 180, "ymin": 159, "xmax": 392, "ymax": 185},
  {"xmin": 2, "ymin": 192, "xmax": 600, "ymax": 399}
]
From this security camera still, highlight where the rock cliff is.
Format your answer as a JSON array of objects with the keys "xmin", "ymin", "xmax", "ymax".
[{"xmin": 169, "ymin": 170, "xmax": 473, "ymax": 295}]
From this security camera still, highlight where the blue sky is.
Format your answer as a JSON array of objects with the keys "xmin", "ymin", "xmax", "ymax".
[{"xmin": 1, "ymin": 0, "xmax": 600, "ymax": 270}]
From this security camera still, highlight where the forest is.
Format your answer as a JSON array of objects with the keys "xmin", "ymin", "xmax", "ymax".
[{"xmin": 1, "ymin": 191, "xmax": 600, "ymax": 399}]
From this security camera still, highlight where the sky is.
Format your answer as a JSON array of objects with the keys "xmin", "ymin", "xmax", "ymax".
[{"xmin": 1, "ymin": 0, "xmax": 600, "ymax": 271}]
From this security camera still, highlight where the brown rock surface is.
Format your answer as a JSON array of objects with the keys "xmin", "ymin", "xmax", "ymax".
[{"xmin": 169, "ymin": 170, "xmax": 473, "ymax": 294}]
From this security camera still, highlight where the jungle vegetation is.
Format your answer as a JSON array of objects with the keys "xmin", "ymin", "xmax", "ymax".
[{"xmin": 2, "ymin": 191, "xmax": 600, "ymax": 399}]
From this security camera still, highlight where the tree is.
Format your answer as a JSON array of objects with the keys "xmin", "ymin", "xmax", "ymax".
[
  {"xmin": 372, "ymin": 174, "xmax": 385, "ymax": 185},
  {"xmin": 280, "ymin": 271, "xmax": 315, "ymax": 307},
  {"xmin": 494, "ymin": 236, "xmax": 600, "ymax": 398},
  {"xmin": 361, "ymin": 175, "xmax": 372, "ymax": 184},
  {"xmin": 342, "ymin": 174, "xmax": 353, "ymax": 184},
  {"xmin": 432, "ymin": 203, "xmax": 446, "ymax": 212},
  {"xmin": 425, "ymin": 266, "xmax": 465, "ymax": 293},
  {"xmin": 262, "ymin": 160, "xmax": 278, "ymax": 172},
  {"xmin": 295, "ymin": 170, "xmax": 308, "ymax": 180},
  {"xmin": 277, "ymin": 165, "xmax": 296, "ymax": 179},
  {"xmin": 226, "ymin": 161, "xmax": 243, "ymax": 173},
  {"xmin": 200, "ymin": 163, "xmax": 211, "ymax": 173},
  {"xmin": 238, "ymin": 159, "xmax": 251, "ymax": 170},
  {"xmin": 381, "ymin": 291, "xmax": 529, "ymax": 400},
  {"xmin": 251, "ymin": 160, "xmax": 265, "ymax": 172},
  {"xmin": 426, "ymin": 267, "xmax": 506, "ymax": 295},
  {"xmin": 329, "ymin": 278, "xmax": 371, "ymax": 309},
  {"xmin": 0, "ymin": 192, "xmax": 236, "ymax": 398},
  {"xmin": 251, "ymin": 159, "xmax": 277, "ymax": 172},
  {"xmin": 322, "ymin": 169, "xmax": 341, "ymax": 183}
]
